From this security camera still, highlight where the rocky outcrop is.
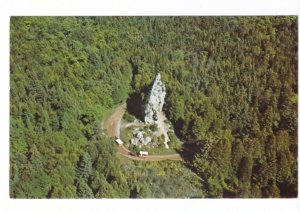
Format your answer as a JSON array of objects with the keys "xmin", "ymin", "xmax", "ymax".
[
  {"xmin": 144, "ymin": 73, "xmax": 166, "ymax": 123},
  {"xmin": 128, "ymin": 73, "xmax": 170, "ymax": 149},
  {"xmin": 130, "ymin": 129, "xmax": 152, "ymax": 146}
]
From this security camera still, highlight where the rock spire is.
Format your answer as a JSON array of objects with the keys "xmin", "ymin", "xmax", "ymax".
[{"xmin": 144, "ymin": 73, "xmax": 166, "ymax": 123}]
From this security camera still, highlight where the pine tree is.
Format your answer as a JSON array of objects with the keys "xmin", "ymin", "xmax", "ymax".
[{"xmin": 76, "ymin": 152, "xmax": 93, "ymax": 181}]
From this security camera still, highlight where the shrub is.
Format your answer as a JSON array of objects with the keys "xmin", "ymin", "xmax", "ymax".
[
  {"xmin": 123, "ymin": 111, "xmax": 135, "ymax": 122},
  {"xmin": 149, "ymin": 124, "xmax": 158, "ymax": 132}
]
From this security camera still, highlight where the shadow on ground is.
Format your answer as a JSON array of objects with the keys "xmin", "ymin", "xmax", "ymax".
[
  {"xmin": 126, "ymin": 91, "xmax": 145, "ymax": 121},
  {"xmin": 175, "ymin": 140, "xmax": 199, "ymax": 165},
  {"xmin": 126, "ymin": 85, "xmax": 152, "ymax": 122}
]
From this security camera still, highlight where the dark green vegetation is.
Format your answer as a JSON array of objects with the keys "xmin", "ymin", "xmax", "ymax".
[{"xmin": 10, "ymin": 17, "xmax": 297, "ymax": 198}]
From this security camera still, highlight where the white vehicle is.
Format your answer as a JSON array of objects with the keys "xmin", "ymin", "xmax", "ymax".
[
  {"xmin": 139, "ymin": 151, "xmax": 148, "ymax": 157},
  {"xmin": 115, "ymin": 138, "xmax": 123, "ymax": 146}
]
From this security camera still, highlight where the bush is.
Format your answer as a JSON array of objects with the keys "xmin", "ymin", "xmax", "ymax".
[
  {"xmin": 133, "ymin": 145, "xmax": 141, "ymax": 154},
  {"xmin": 123, "ymin": 111, "xmax": 135, "ymax": 122},
  {"xmin": 149, "ymin": 124, "xmax": 158, "ymax": 132}
]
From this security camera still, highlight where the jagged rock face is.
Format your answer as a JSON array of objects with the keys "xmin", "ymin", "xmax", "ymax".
[{"xmin": 144, "ymin": 73, "xmax": 166, "ymax": 123}]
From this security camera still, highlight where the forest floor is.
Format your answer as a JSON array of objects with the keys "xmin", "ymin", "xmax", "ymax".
[{"xmin": 102, "ymin": 103, "xmax": 183, "ymax": 161}]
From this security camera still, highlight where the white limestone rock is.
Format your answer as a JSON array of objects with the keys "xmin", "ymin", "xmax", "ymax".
[
  {"xmin": 130, "ymin": 138, "xmax": 138, "ymax": 146},
  {"xmin": 144, "ymin": 73, "xmax": 166, "ymax": 123},
  {"xmin": 136, "ymin": 131, "xmax": 144, "ymax": 141},
  {"xmin": 142, "ymin": 136, "xmax": 152, "ymax": 146}
]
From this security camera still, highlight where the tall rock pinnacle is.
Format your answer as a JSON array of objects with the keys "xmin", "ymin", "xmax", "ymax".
[{"xmin": 144, "ymin": 73, "xmax": 166, "ymax": 123}]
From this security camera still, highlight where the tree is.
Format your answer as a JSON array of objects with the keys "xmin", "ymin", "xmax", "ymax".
[
  {"xmin": 76, "ymin": 178, "xmax": 94, "ymax": 198},
  {"xmin": 77, "ymin": 152, "xmax": 93, "ymax": 181},
  {"xmin": 10, "ymin": 16, "xmax": 297, "ymax": 198}
]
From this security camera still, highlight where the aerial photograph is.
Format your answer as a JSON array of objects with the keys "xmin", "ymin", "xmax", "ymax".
[{"xmin": 10, "ymin": 16, "xmax": 297, "ymax": 198}]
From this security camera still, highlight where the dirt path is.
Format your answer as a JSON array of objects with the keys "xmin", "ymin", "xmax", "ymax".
[
  {"xmin": 103, "ymin": 103, "xmax": 126, "ymax": 138},
  {"xmin": 156, "ymin": 111, "xmax": 170, "ymax": 149},
  {"xmin": 102, "ymin": 104, "xmax": 183, "ymax": 161}
]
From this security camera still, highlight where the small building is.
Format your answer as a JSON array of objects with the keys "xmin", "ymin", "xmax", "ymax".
[
  {"xmin": 139, "ymin": 151, "xmax": 148, "ymax": 157},
  {"xmin": 115, "ymin": 138, "xmax": 123, "ymax": 146}
]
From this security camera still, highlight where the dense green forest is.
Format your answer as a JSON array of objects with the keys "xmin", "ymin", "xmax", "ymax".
[{"xmin": 10, "ymin": 16, "xmax": 297, "ymax": 198}]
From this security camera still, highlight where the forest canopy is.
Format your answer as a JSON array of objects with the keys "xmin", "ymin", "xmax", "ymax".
[{"xmin": 10, "ymin": 16, "xmax": 297, "ymax": 198}]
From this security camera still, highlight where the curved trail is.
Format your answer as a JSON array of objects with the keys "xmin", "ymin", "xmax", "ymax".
[{"xmin": 102, "ymin": 103, "xmax": 183, "ymax": 161}]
